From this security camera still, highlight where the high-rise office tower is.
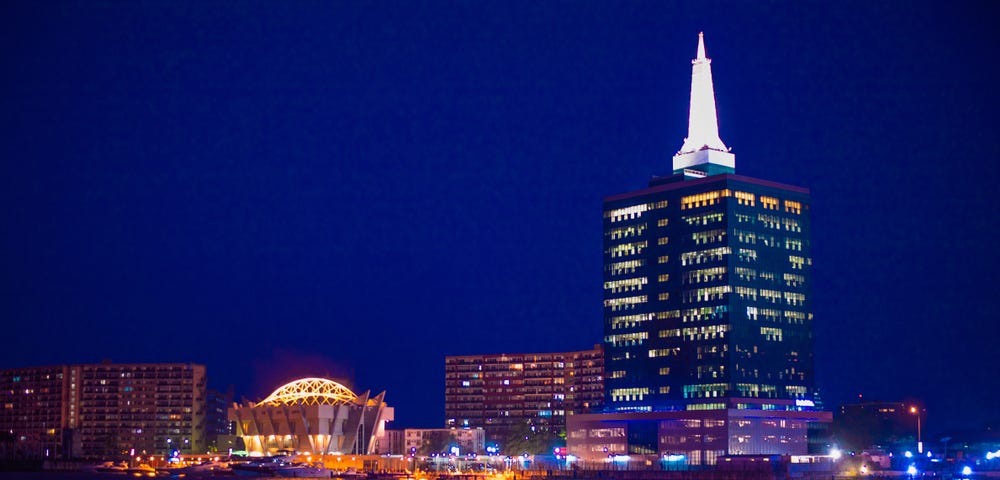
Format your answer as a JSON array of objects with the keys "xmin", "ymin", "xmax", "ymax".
[{"xmin": 568, "ymin": 33, "xmax": 830, "ymax": 466}]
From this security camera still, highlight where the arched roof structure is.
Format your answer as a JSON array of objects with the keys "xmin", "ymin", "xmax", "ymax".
[{"xmin": 256, "ymin": 377, "xmax": 359, "ymax": 406}]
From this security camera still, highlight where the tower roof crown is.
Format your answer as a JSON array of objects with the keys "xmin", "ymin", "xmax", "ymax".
[
  {"xmin": 672, "ymin": 33, "xmax": 734, "ymax": 177},
  {"xmin": 678, "ymin": 32, "xmax": 728, "ymax": 155}
]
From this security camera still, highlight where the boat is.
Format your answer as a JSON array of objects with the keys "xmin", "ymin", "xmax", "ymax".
[
  {"xmin": 91, "ymin": 461, "xmax": 129, "ymax": 473},
  {"xmin": 125, "ymin": 463, "xmax": 158, "ymax": 477}
]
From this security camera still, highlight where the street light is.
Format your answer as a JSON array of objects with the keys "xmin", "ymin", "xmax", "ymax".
[{"xmin": 909, "ymin": 406, "xmax": 923, "ymax": 454}]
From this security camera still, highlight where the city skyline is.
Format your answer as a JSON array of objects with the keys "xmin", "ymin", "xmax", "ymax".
[{"xmin": 2, "ymin": 1, "xmax": 998, "ymax": 434}]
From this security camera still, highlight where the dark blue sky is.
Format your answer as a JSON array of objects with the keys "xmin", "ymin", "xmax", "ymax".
[{"xmin": 2, "ymin": 1, "xmax": 997, "ymax": 433}]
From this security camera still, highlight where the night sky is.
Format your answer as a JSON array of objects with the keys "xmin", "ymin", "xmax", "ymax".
[{"xmin": 2, "ymin": 1, "xmax": 998, "ymax": 434}]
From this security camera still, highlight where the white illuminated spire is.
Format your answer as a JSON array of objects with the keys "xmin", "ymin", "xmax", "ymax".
[
  {"xmin": 672, "ymin": 32, "xmax": 734, "ymax": 177},
  {"xmin": 678, "ymin": 32, "xmax": 728, "ymax": 155}
]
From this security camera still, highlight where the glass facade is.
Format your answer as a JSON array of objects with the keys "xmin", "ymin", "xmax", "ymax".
[{"xmin": 602, "ymin": 174, "xmax": 814, "ymax": 413}]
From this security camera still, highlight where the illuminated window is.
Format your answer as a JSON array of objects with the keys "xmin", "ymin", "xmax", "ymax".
[
  {"xmin": 782, "ymin": 218, "xmax": 801, "ymax": 232},
  {"xmin": 734, "ymin": 266, "xmax": 756, "ymax": 281},
  {"xmin": 657, "ymin": 218, "xmax": 669, "ymax": 227},
  {"xmin": 603, "ymin": 295, "xmax": 648, "ymax": 311},
  {"xmin": 680, "ymin": 247, "xmax": 731, "ymax": 265},
  {"xmin": 658, "ymin": 292, "xmax": 670, "ymax": 301},
  {"xmin": 760, "ymin": 196, "xmax": 779, "ymax": 210},
  {"xmin": 607, "ymin": 240, "xmax": 647, "ymax": 258},
  {"xmin": 604, "ymin": 204, "xmax": 649, "ymax": 222},
  {"xmin": 760, "ymin": 327, "xmax": 783, "ymax": 341},
  {"xmin": 683, "ymin": 266, "xmax": 726, "ymax": 284},
  {"xmin": 657, "ymin": 274, "xmax": 670, "ymax": 283},
  {"xmin": 734, "ymin": 229, "xmax": 757, "ymax": 244},
  {"xmin": 691, "ymin": 229, "xmax": 725, "ymax": 245},
  {"xmin": 658, "ymin": 255, "xmax": 670, "ymax": 264},
  {"xmin": 680, "ymin": 189, "xmax": 731, "ymax": 210},
  {"xmin": 604, "ymin": 277, "xmax": 648, "ymax": 293},
  {"xmin": 604, "ymin": 332, "xmax": 648, "ymax": 347},
  {"xmin": 606, "ymin": 223, "xmax": 647, "ymax": 240},
  {"xmin": 657, "ymin": 236, "xmax": 670, "ymax": 245},
  {"xmin": 789, "ymin": 256, "xmax": 806, "ymax": 270},
  {"xmin": 735, "ymin": 286, "xmax": 757, "ymax": 301},
  {"xmin": 652, "ymin": 200, "xmax": 668, "ymax": 209},
  {"xmin": 608, "ymin": 370, "xmax": 626, "ymax": 379},
  {"xmin": 607, "ymin": 259, "xmax": 645, "ymax": 276},
  {"xmin": 682, "ymin": 285, "xmax": 731, "ymax": 303},
  {"xmin": 784, "ymin": 200, "xmax": 801, "ymax": 214},
  {"xmin": 659, "ymin": 367, "xmax": 671, "ymax": 375},
  {"xmin": 659, "ymin": 329, "xmax": 681, "ymax": 338},
  {"xmin": 659, "ymin": 386, "xmax": 671, "ymax": 394},
  {"xmin": 784, "ymin": 292, "xmax": 806, "ymax": 306},
  {"xmin": 683, "ymin": 212, "xmax": 725, "ymax": 226},
  {"xmin": 683, "ymin": 383, "xmax": 728, "ymax": 399},
  {"xmin": 758, "ymin": 214, "xmax": 781, "ymax": 229},
  {"xmin": 737, "ymin": 248, "xmax": 757, "ymax": 263},
  {"xmin": 649, "ymin": 348, "xmax": 680, "ymax": 358},
  {"xmin": 734, "ymin": 191, "xmax": 755, "ymax": 206},
  {"xmin": 610, "ymin": 387, "xmax": 650, "ymax": 402},
  {"xmin": 783, "ymin": 273, "xmax": 805, "ymax": 287},
  {"xmin": 655, "ymin": 310, "xmax": 680, "ymax": 319},
  {"xmin": 608, "ymin": 313, "xmax": 653, "ymax": 329}
]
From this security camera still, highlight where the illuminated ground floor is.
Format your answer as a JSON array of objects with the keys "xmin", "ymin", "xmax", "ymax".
[{"xmin": 567, "ymin": 407, "xmax": 832, "ymax": 466}]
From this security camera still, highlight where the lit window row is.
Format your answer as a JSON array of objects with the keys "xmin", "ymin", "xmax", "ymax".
[
  {"xmin": 606, "ymin": 223, "xmax": 647, "ymax": 240},
  {"xmin": 734, "ymin": 191, "xmax": 755, "ymax": 206},
  {"xmin": 738, "ymin": 248, "xmax": 757, "ymax": 263},
  {"xmin": 784, "ymin": 311, "xmax": 807, "ymax": 324},
  {"xmin": 608, "ymin": 313, "xmax": 653, "ymax": 330},
  {"xmin": 760, "ymin": 196, "xmax": 780, "ymax": 210},
  {"xmin": 656, "ymin": 310, "xmax": 681, "ymax": 319},
  {"xmin": 681, "ymin": 189, "xmax": 732, "ymax": 210},
  {"xmin": 784, "ymin": 200, "xmax": 802, "ymax": 214},
  {"xmin": 789, "ymin": 255, "xmax": 809, "ymax": 270},
  {"xmin": 603, "ymin": 295, "xmax": 647, "ymax": 311},
  {"xmin": 659, "ymin": 386, "xmax": 671, "ymax": 394},
  {"xmin": 783, "ymin": 218, "xmax": 802, "ymax": 232},
  {"xmin": 682, "ymin": 325, "xmax": 730, "ymax": 341},
  {"xmin": 735, "ymin": 383, "xmax": 777, "ymax": 398},
  {"xmin": 659, "ymin": 367, "xmax": 671, "ymax": 376},
  {"xmin": 682, "ymin": 305, "xmax": 728, "ymax": 323},
  {"xmin": 734, "ymin": 266, "xmax": 756, "ymax": 281},
  {"xmin": 657, "ymin": 273, "xmax": 670, "ymax": 283},
  {"xmin": 683, "ymin": 212, "xmax": 725, "ymax": 226},
  {"xmin": 785, "ymin": 238, "xmax": 803, "ymax": 251},
  {"xmin": 735, "ymin": 286, "xmax": 757, "ymax": 301},
  {"xmin": 607, "ymin": 240, "xmax": 647, "ymax": 258},
  {"xmin": 758, "ymin": 213, "xmax": 782, "ymax": 229},
  {"xmin": 604, "ymin": 332, "xmax": 648, "ymax": 347},
  {"xmin": 760, "ymin": 289, "xmax": 782, "ymax": 304},
  {"xmin": 681, "ymin": 247, "xmax": 731, "ymax": 265},
  {"xmin": 607, "ymin": 259, "xmax": 645, "ymax": 276},
  {"xmin": 657, "ymin": 218, "xmax": 669, "ymax": 227},
  {"xmin": 683, "ymin": 383, "xmax": 728, "ymax": 399},
  {"xmin": 682, "ymin": 285, "xmax": 731, "ymax": 303},
  {"xmin": 604, "ymin": 276, "xmax": 648, "ymax": 294},
  {"xmin": 658, "ymin": 292, "xmax": 670, "ymax": 301},
  {"xmin": 691, "ymin": 228, "xmax": 725, "ymax": 245},
  {"xmin": 683, "ymin": 266, "xmax": 726, "ymax": 285},
  {"xmin": 648, "ymin": 348, "xmax": 681, "ymax": 358},
  {"xmin": 657, "ymin": 236, "xmax": 670, "ymax": 245},
  {"xmin": 658, "ymin": 255, "xmax": 670, "ymax": 264},
  {"xmin": 784, "ymin": 292, "xmax": 806, "ymax": 306},
  {"xmin": 734, "ymin": 229, "xmax": 757, "ymax": 244},
  {"xmin": 760, "ymin": 327, "xmax": 783, "ymax": 341},
  {"xmin": 604, "ymin": 204, "xmax": 648, "ymax": 222},
  {"xmin": 610, "ymin": 387, "xmax": 649, "ymax": 402},
  {"xmin": 608, "ymin": 370, "xmax": 625, "ymax": 379}
]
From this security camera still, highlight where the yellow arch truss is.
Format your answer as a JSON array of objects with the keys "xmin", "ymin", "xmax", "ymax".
[{"xmin": 256, "ymin": 377, "xmax": 359, "ymax": 406}]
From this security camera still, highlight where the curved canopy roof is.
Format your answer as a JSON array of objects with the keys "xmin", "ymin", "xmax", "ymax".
[{"xmin": 257, "ymin": 377, "xmax": 359, "ymax": 406}]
